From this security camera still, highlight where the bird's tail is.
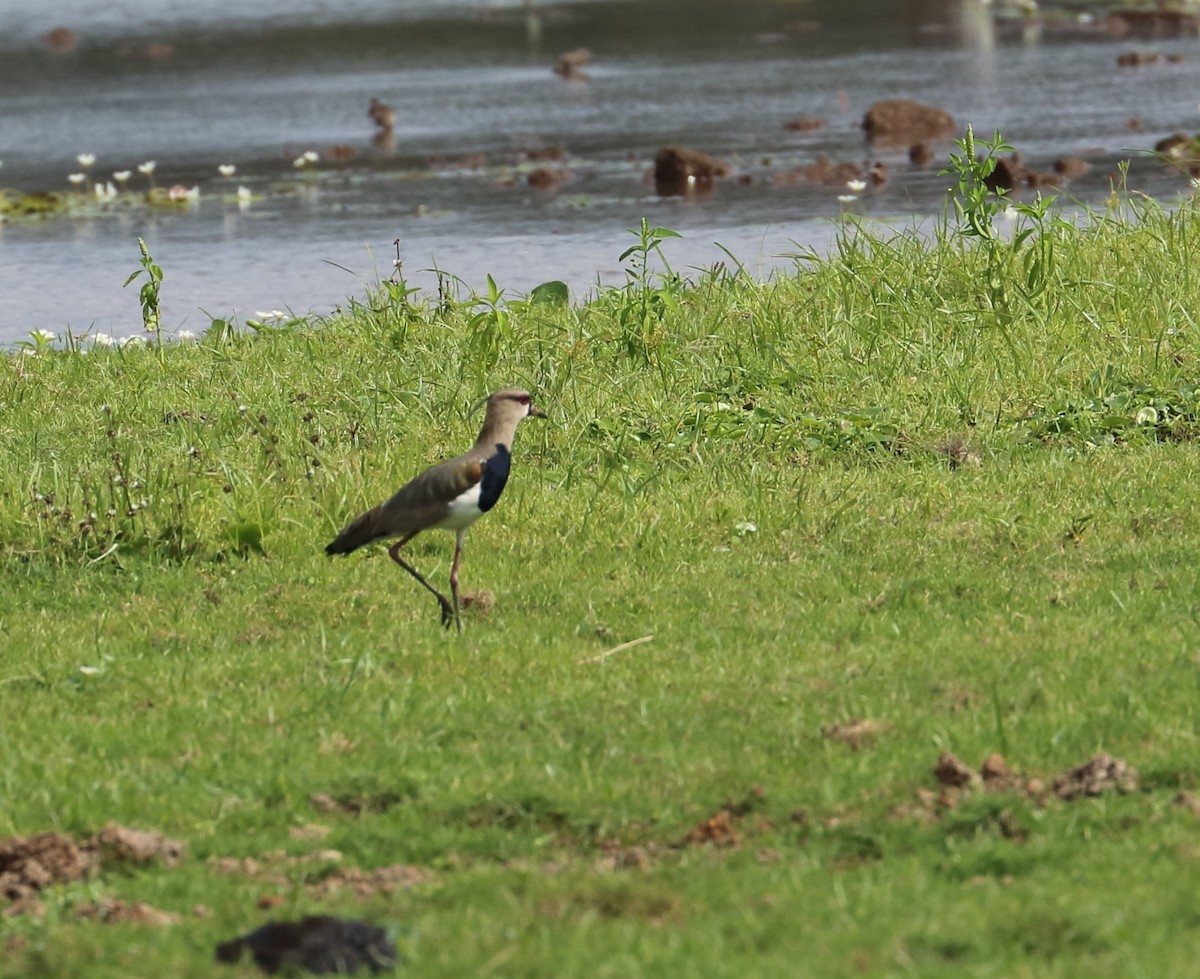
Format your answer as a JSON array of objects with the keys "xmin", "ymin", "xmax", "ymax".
[{"xmin": 325, "ymin": 508, "xmax": 382, "ymax": 556}]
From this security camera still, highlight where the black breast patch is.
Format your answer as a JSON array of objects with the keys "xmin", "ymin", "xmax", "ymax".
[{"xmin": 478, "ymin": 445, "xmax": 511, "ymax": 512}]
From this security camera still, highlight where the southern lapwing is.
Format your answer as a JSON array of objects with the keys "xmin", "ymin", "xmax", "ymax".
[{"xmin": 325, "ymin": 388, "xmax": 545, "ymax": 630}]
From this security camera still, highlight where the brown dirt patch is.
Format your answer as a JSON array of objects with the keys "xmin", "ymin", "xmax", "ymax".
[
  {"xmin": 683, "ymin": 808, "xmax": 739, "ymax": 848},
  {"xmin": 289, "ymin": 824, "xmax": 332, "ymax": 842},
  {"xmin": 900, "ymin": 751, "xmax": 1137, "ymax": 821},
  {"xmin": 1173, "ymin": 791, "xmax": 1200, "ymax": 817},
  {"xmin": 1, "ymin": 824, "xmax": 183, "ymax": 917},
  {"xmin": 208, "ymin": 849, "xmax": 345, "ymax": 886},
  {"xmin": 461, "ymin": 589, "xmax": 495, "ymax": 614},
  {"xmin": 75, "ymin": 899, "xmax": 182, "ymax": 926},
  {"xmin": 92, "ymin": 824, "xmax": 184, "ymax": 866},
  {"xmin": 1051, "ymin": 753, "xmax": 1139, "ymax": 800},
  {"xmin": 822, "ymin": 718, "xmax": 888, "ymax": 750},
  {"xmin": 209, "ymin": 849, "xmax": 431, "ymax": 900},
  {"xmin": 680, "ymin": 786, "xmax": 768, "ymax": 849},
  {"xmin": 310, "ymin": 790, "xmax": 403, "ymax": 815},
  {"xmin": 1, "ymin": 832, "xmax": 98, "ymax": 916},
  {"xmin": 309, "ymin": 863, "xmax": 432, "ymax": 899},
  {"xmin": 934, "ymin": 752, "xmax": 979, "ymax": 791}
]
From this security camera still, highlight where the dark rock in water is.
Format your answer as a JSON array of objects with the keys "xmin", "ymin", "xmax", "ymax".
[
  {"xmin": 984, "ymin": 155, "xmax": 1024, "ymax": 192},
  {"xmin": 654, "ymin": 145, "xmax": 731, "ymax": 196},
  {"xmin": 216, "ymin": 916, "xmax": 396, "ymax": 975},
  {"xmin": 1155, "ymin": 133, "xmax": 1196, "ymax": 161},
  {"xmin": 1053, "ymin": 156, "xmax": 1090, "ymax": 179},
  {"xmin": 783, "ymin": 115, "xmax": 825, "ymax": 132},
  {"xmin": 43, "ymin": 26, "xmax": 80, "ymax": 53},
  {"xmin": 1025, "ymin": 170, "xmax": 1062, "ymax": 190},
  {"xmin": 862, "ymin": 99, "xmax": 955, "ymax": 144},
  {"xmin": 368, "ymin": 98, "xmax": 395, "ymax": 133},
  {"xmin": 908, "ymin": 141, "xmax": 935, "ymax": 167},
  {"xmin": 1116, "ymin": 50, "xmax": 1161, "ymax": 67},
  {"xmin": 1106, "ymin": 9, "xmax": 1200, "ymax": 36},
  {"xmin": 553, "ymin": 47, "xmax": 591, "ymax": 79},
  {"xmin": 526, "ymin": 166, "xmax": 570, "ymax": 189},
  {"xmin": 772, "ymin": 154, "xmax": 861, "ymax": 187}
]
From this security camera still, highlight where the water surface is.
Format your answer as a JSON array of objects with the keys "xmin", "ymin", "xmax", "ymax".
[{"xmin": 1, "ymin": 0, "xmax": 1197, "ymax": 341}]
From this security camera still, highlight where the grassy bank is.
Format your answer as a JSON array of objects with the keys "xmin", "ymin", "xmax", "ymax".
[{"xmin": 4, "ymin": 162, "xmax": 1200, "ymax": 976}]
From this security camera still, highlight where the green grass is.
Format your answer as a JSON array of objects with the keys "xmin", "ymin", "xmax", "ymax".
[{"xmin": 4, "ymin": 191, "xmax": 1200, "ymax": 977}]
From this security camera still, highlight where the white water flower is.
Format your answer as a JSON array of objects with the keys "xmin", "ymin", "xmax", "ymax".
[
  {"xmin": 113, "ymin": 170, "xmax": 132, "ymax": 183},
  {"xmin": 293, "ymin": 156, "xmax": 309, "ymax": 169},
  {"xmin": 77, "ymin": 153, "xmax": 96, "ymax": 168},
  {"xmin": 303, "ymin": 150, "xmax": 319, "ymax": 163},
  {"xmin": 168, "ymin": 184, "xmax": 200, "ymax": 202},
  {"xmin": 120, "ymin": 335, "xmax": 146, "ymax": 347},
  {"xmin": 94, "ymin": 181, "xmax": 117, "ymax": 202},
  {"xmin": 137, "ymin": 160, "xmax": 157, "ymax": 175},
  {"xmin": 236, "ymin": 185, "xmax": 253, "ymax": 201},
  {"xmin": 218, "ymin": 163, "xmax": 237, "ymax": 177},
  {"xmin": 176, "ymin": 329, "xmax": 197, "ymax": 341},
  {"xmin": 846, "ymin": 179, "xmax": 867, "ymax": 192},
  {"xmin": 837, "ymin": 194, "xmax": 857, "ymax": 203},
  {"xmin": 255, "ymin": 310, "xmax": 288, "ymax": 322},
  {"xmin": 67, "ymin": 172, "xmax": 85, "ymax": 185},
  {"xmin": 92, "ymin": 332, "xmax": 115, "ymax": 347}
]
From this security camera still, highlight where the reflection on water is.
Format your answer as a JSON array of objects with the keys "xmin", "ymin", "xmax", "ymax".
[{"xmin": 0, "ymin": 0, "xmax": 1197, "ymax": 340}]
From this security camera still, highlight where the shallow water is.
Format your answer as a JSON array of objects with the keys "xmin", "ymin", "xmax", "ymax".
[{"xmin": 1, "ymin": 0, "xmax": 1198, "ymax": 341}]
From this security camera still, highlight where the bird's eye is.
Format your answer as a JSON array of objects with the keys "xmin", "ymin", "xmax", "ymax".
[{"xmin": 517, "ymin": 394, "xmax": 530, "ymax": 405}]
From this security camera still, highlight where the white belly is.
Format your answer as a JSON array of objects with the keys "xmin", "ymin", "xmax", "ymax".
[{"xmin": 435, "ymin": 482, "xmax": 484, "ymax": 532}]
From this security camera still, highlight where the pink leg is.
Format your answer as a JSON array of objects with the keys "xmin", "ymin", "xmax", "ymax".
[
  {"xmin": 388, "ymin": 534, "xmax": 455, "ymax": 628},
  {"xmin": 449, "ymin": 531, "xmax": 465, "ymax": 633}
]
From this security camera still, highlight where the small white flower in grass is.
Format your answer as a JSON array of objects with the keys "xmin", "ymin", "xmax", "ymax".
[
  {"xmin": 77, "ymin": 153, "xmax": 96, "ymax": 168},
  {"xmin": 255, "ymin": 309, "xmax": 288, "ymax": 322},
  {"xmin": 68, "ymin": 172, "xmax": 85, "ymax": 185},
  {"xmin": 78, "ymin": 665, "xmax": 102, "ymax": 676},
  {"xmin": 846, "ymin": 179, "xmax": 867, "ymax": 192},
  {"xmin": 837, "ymin": 194, "xmax": 857, "ymax": 203},
  {"xmin": 137, "ymin": 160, "xmax": 157, "ymax": 175},
  {"xmin": 92, "ymin": 332, "xmax": 114, "ymax": 347},
  {"xmin": 218, "ymin": 164, "xmax": 237, "ymax": 177},
  {"xmin": 733, "ymin": 520, "xmax": 758, "ymax": 536},
  {"xmin": 113, "ymin": 170, "xmax": 132, "ymax": 183}
]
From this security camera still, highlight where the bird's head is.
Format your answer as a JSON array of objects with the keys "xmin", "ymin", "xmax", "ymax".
[{"xmin": 477, "ymin": 388, "xmax": 546, "ymax": 422}]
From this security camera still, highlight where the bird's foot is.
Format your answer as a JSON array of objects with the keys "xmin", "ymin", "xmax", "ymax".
[{"xmin": 438, "ymin": 598, "xmax": 456, "ymax": 630}]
